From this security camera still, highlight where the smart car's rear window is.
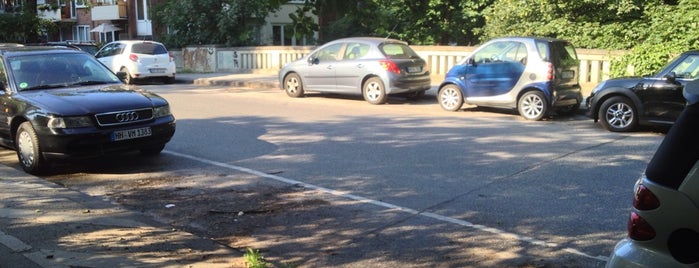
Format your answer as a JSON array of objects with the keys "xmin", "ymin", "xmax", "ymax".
[
  {"xmin": 131, "ymin": 43, "xmax": 168, "ymax": 55},
  {"xmin": 380, "ymin": 43, "xmax": 419, "ymax": 59}
]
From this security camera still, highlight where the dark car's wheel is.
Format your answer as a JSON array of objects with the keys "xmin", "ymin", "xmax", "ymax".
[
  {"xmin": 518, "ymin": 91, "xmax": 548, "ymax": 121},
  {"xmin": 556, "ymin": 104, "xmax": 579, "ymax": 116},
  {"xmin": 405, "ymin": 90, "xmax": 426, "ymax": 100},
  {"xmin": 163, "ymin": 76, "xmax": 175, "ymax": 84},
  {"xmin": 16, "ymin": 122, "xmax": 46, "ymax": 175},
  {"xmin": 121, "ymin": 67, "xmax": 134, "ymax": 85},
  {"xmin": 363, "ymin": 77, "xmax": 387, "ymax": 104},
  {"xmin": 140, "ymin": 144, "xmax": 166, "ymax": 156},
  {"xmin": 284, "ymin": 73, "xmax": 304, "ymax": 98},
  {"xmin": 438, "ymin": 84, "xmax": 464, "ymax": 111},
  {"xmin": 598, "ymin": 96, "xmax": 637, "ymax": 132}
]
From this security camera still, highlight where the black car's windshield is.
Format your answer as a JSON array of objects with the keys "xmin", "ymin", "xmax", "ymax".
[{"xmin": 9, "ymin": 52, "xmax": 121, "ymax": 91}]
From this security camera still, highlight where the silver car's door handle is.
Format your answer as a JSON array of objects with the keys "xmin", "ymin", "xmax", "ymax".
[
  {"xmin": 356, "ymin": 64, "xmax": 364, "ymax": 68},
  {"xmin": 326, "ymin": 65, "xmax": 333, "ymax": 70}
]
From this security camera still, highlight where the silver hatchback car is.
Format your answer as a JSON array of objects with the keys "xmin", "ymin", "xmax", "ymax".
[
  {"xmin": 606, "ymin": 80, "xmax": 699, "ymax": 267},
  {"xmin": 279, "ymin": 37, "xmax": 431, "ymax": 104}
]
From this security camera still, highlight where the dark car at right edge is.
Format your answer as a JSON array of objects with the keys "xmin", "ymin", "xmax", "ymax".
[{"xmin": 586, "ymin": 50, "xmax": 699, "ymax": 132}]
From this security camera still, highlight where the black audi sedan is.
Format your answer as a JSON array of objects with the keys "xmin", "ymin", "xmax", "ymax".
[
  {"xmin": 0, "ymin": 45, "xmax": 176, "ymax": 174},
  {"xmin": 586, "ymin": 50, "xmax": 699, "ymax": 132}
]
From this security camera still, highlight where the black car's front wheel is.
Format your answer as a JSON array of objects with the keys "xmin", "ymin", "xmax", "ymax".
[
  {"xmin": 16, "ymin": 122, "xmax": 46, "ymax": 175},
  {"xmin": 598, "ymin": 96, "xmax": 637, "ymax": 132}
]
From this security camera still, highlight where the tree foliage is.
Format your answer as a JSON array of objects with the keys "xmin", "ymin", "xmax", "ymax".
[
  {"xmin": 0, "ymin": 1, "xmax": 43, "ymax": 44},
  {"xmin": 478, "ymin": 0, "xmax": 699, "ymax": 76},
  {"xmin": 319, "ymin": 0, "xmax": 490, "ymax": 45},
  {"xmin": 151, "ymin": 0, "xmax": 286, "ymax": 48}
]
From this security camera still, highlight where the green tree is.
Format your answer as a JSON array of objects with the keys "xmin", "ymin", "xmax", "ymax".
[
  {"xmin": 287, "ymin": 0, "xmax": 319, "ymax": 45},
  {"xmin": 152, "ymin": 0, "xmax": 287, "ymax": 48},
  {"xmin": 318, "ymin": 0, "xmax": 490, "ymax": 45},
  {"xmin": 610, "ymin": 0, "xmax": 699, "ymax": 76},
  {"xmin": 0, "ymin": 1, "xmax": 43, "ymax": 43},
  {"xmin": 480, "ymin": 0, "xmax": 652, "ymax": 50}
]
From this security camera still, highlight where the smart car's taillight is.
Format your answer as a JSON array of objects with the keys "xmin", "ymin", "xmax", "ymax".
[
  {"xmin": 628, "ymin": 212, "xmax": 656, "ymax": 241},
  {"xmin": 546, "ymin": 63, "xmax": 553, "ymax": 80},
  {"xmin": 380, "ymin": 60, "xmax": 401, "ymax": 74},
  {"xmin": 633, "ymin": 184, "xmax": 660, "ymax": 210},
  {"xmin": 129, "ymin": 54, "xmax": 139, "ymax": 62},
  {"xmin": 169, "ymin": 51, "xmax": 174, "ymax": 62}
]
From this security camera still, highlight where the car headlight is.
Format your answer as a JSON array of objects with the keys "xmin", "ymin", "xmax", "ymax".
[
  {"xmin": 153, "ymin": 105, "xmax": 171, "ymax": 118},
  {"xmin": 47, "ymin": 116, "xmax": 93, "ymax": 129}
]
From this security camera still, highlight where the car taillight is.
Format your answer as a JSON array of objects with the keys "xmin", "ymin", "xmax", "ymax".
[
  {"xmin": 169, "ymin": 51, "xmax": 174, "ymax": 62},
  {"xmin": 129, "ymin": 54, "xmax": 139, "ymax": 62},
  {"xmin": 379, "ymin": 59, "xmax": 401, "ymax": 74},
  {"xmin": 546, "ymin": 63, "xmax": 553, "ymax": 80},
  {"xmin": 633, "ymin": 184, "xmax": 660, "ymax": 210},
  {"xmin": 628, "ymin": 212, "xmax": 656, "ymax": 241}
]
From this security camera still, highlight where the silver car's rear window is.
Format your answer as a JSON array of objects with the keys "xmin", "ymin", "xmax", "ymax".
[{"xmin": 380, "ymin": 43, "xmax": 419, "ymax": 59}]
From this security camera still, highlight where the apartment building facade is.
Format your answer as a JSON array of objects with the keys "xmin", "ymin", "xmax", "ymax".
[{"xmin": 34, "ymin": 0, "xmax": 316, "ymax": 46}]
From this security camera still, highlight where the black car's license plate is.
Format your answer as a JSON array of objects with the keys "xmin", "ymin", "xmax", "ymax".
[{"xmin": 112, "ymin": 127, "xmax": 152, "ymax": 141}]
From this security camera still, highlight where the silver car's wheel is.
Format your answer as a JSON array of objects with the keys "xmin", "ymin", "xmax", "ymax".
[
  {"xmin": 598, "ymin": 96, "xmax": 637, "ymax": 132},
  {"xmin": 362, "ymin": 77, "xmax": 387, "ymax": 104},
  {"xmin": 518, "ymin": 91, "xmax": 548, "ymax": 121},
  {"xmin": 438, "ymin": 84, "xmax": 464, "ymax": 111},
  {"xmin": 16, "ymin": 122, "xmax": 45, "ymax": 175},
  {"xmin": 284, "ymin": 73, "xmax": 304, "ymax": 98}
]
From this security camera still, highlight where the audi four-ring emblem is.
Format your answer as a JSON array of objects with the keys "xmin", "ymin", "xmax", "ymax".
[{"xmin": 115, "ymin": 111, "xmax": 139, "ymax": 122}]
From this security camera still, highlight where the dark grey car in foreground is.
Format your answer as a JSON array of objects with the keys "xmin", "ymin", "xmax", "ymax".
[
  {"xmin": 0, "ymin": 46, "xmax": 176, "ymax": 174},
  {"xmin": 279, "ymin": 37, "xmax": 431, "ymax": 104}
]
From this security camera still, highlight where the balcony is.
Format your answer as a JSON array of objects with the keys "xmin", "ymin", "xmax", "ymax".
[
  {"xmin": 37, "ymin": 6, "xmax": 61, "ymax": 21},
  {"xmin": 91, "ymin": 2, "xmax": 127, "ymax": 20}
]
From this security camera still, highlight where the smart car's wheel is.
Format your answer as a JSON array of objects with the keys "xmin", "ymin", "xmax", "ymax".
[
  {"xmin": 438, "ymin": 84, "xmax": 464, "ymax": 111},
  {"xmin": 598, "ymin": 96, "xmax": 637, "ymax": 132},
  {"xmin": 120, "ymin": 67, "xmax": 134, "ymax": 85},
  {"xmin": 16, "ymin": 122, "xmax": 46, "ymax": 175},
  {"xmin": 518, "ymin": 91, "xmax": 548, "ymax": 121},
  {"xmin": 284, "ymin": 73, "xmax": 304, "ymax": 98},
  {"xmin": 363, "ymin": 77, "xmax": 387, "ymax": 104}
]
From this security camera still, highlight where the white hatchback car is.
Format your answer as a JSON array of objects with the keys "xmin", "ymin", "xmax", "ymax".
[
  {"xmin": 95, "ymin": 40, "xmax": 176, "ymax": 84},
  {"xmin": 606, "ymin": 80, "xmax": 699, "ymax": 267}
]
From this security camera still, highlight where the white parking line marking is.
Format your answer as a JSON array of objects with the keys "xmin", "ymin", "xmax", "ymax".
[{"xmin": 164, "ymin": 150, "xmax": 610, "ymax": 262}]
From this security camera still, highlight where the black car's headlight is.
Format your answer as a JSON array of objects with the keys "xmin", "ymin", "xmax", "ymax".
[
  {"xmin": 47, "ymin": 116, "xmax": 94, "ymax": 129},
  {"xmin": 153, "ymin": 105, "xmax": 171, "ymax": 118}
]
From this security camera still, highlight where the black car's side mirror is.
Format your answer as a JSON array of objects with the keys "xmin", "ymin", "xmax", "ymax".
[
  {"xmin": 116, "ymin": 71, "xmax": 128, "ymax": 81},
  {"xmin": 664, "ymin": 72, "xmax": 677, "ymax": 83}
]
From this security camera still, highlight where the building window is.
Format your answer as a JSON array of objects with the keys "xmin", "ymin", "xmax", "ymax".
[
  {"xmin": 74, "ymin": 25, "xmax": 91, "ymax": 41},
  {"xmin": 273, "ymin": 24, "xmax": 310, "ymax": 46},
  {"xmin": 273, "ymin": 25, "xmax": 292, "ymax": 46}
]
